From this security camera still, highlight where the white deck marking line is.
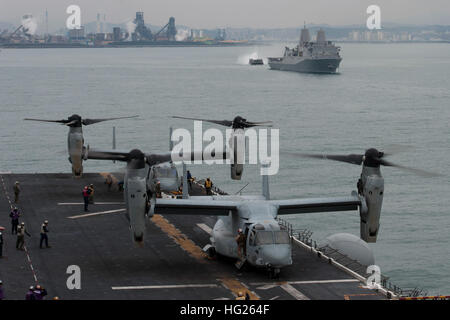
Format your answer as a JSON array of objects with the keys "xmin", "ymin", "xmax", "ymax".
[
  {"xmin": 68, "ymin": 208, "xmax": 126, "ymax": 219},
  {"xmin": 280, "ymin": 283, "xmax": 310, "ymax": 300},
  {"xmin": 289, "ymin": 279, "xmax": 359, "ymax": 285},
  {"xmin": 112, "ymin": 284, "xmax": 219, "ymax": 290},
  {"xmin": 58, "ymin": 202, "xmax": 124, "ymax": 205},
  {"xmin": 252, "ymin": 278, "xmax": 359, "ymax": 287},
  {"xmin": 197, "ymin": 223, "xmax": 213, "ymax": 235},
  {"xmin": 256, "ymin": 284, "xmax": 278, "ymax": 290}
]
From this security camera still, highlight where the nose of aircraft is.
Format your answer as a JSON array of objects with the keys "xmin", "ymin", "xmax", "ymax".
[{"xmin": 262, "ymin": 245, "xmax": 292, "ymax": 267}]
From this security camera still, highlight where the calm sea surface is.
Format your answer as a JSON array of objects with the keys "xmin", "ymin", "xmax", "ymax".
[{"xmin": 0, "ymin": 43, "xmax": 449, "ymax": 294}]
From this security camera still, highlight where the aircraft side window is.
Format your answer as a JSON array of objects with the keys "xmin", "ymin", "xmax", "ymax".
[
  {"xmin": 274, "ymin": 231, "xmax": 290, "ymax": 244},
  {"xmin": 248, "ymin": 231, "xmax": 256, "ymax": 246},
  {"xmin": 255, "ymin": 231, "xmax": 273, "ymax": 245}
]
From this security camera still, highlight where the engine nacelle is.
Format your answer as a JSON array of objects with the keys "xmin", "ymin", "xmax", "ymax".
[
  {"xmin": 67, "ymin": 128, "xmax": 84, "ymax": 177},
  {"xmin": 125, "ymin": 175, "xmax": 148, "ymax": 245},
  {"xmin": 229, "ymin": 130, "xmax": 244, "ymax": 180},
  {"xmin": 359, "ymin": 166, "xmax": 384, "ymax": 243}
]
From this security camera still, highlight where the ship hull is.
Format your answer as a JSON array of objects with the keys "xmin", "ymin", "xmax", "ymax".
[{"xmin": 268, "ymin": 58, "xmax": 342, "ymax": 74}]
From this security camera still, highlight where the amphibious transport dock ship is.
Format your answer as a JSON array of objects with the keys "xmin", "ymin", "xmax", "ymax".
[
  {"xmin": 268, "ymin": 27, "xmax": 342, "ymax": 74},
  {"xmin": 0, "ymin": 172, "xmax": 387, "ymax": 300}
]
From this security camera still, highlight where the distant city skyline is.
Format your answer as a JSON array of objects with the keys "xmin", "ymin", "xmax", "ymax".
[{"xmin": 1, "ymin": 0, "xmax": 450, "ymax": 32}]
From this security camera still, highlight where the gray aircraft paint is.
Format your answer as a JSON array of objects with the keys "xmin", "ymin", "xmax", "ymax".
[
  {"xmin": 67, "ymin": 126, "xmax": 85, "ymax": 176},
  {"xmin": 359, "ymin": 165, "xmax": 384, "ymax": 242},
  {"xmin": 152, "ymin": 165, "xmax": 381, "ymax": 274}
]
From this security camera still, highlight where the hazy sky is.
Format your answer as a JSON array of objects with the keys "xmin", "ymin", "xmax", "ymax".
[{"xmin": 0, "ymin": 0, "xmax": 449, "ymax": 30}]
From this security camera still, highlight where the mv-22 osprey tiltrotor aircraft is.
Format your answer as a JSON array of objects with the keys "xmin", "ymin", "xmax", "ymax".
[
  {"xmin": 85, "ymin": 113, "xmax": 438, "ymax": 276},
  {"xmin": 153, "ymin": 147, "xmax": 438, "ymax": 276},
  {"xmin": 24, "ymin": 114, "xmax": 138, "ymax": 176}
]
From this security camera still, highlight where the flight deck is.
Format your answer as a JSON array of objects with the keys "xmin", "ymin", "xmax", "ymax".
[{"xmin": 0, "ymin": 173, "xmax": 385, "ymax": 300}]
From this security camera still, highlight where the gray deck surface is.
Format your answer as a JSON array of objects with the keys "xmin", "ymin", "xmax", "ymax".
[{"xmin": 0, "ymin": 173, "xmax": 384, "ymax": 300}]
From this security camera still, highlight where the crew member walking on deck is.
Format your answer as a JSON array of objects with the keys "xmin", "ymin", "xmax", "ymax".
[
  {"xmin": 235, "ymin": 291, "xmax": 245, "ymax": 300},
  {"xmin": 16, "ymin": 222, "xmax": 31, "ymax": 250},
  {"xmin": 88, "ymin": 184, "xmax": 95, "ymax": 204},
  {"xmin": 204, "ymin": 178, "xmax": 213, "ymax": 195},
  {"xmin": 13, "ymin": 181, "xmax": 20, "ymax": 203},
  {"xmin": 235, "ymin": 228, "xmax": 246, "ymax": 260},
  {"xmin": 155, "ymin": 181, "xmax": 162, "ymax": 198},
  {"xmin": 40, "ymin": 220, "xmax": 50, "ymax": 249},
  {"xmin": 9, "ymin": 207, "xmax": 20, "ymax": 234},
  {"xmin": 187, "ymin": 170, "xmax": 193, "ymax": 189},
  {"xmin": 33, "ymin": 285, "xmax": 47, "ymax": 300},
  {"xmin": 82, "ymin": 186, "xmax": 91, "ymax": 212},
  {"xmin": 25, "ymin": 286, "xmax": 35, "ymax": 300}
]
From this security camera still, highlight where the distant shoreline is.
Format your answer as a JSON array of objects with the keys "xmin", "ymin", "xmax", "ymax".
[
  {"xmin": 1, "ymin": 40, "xmax": 448, "ymax": 49},
  {"xmin": 0, "ymin": 40, "xmax": 258, "ymax": 49}
]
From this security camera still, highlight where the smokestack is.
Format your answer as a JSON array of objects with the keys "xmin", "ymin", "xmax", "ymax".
[
  {"xmin": 300, "ymin": 25, "xmax": 310, "ymax": 44},
  {"xmin": 45, "ymin": 9, "xmax": 48, "ymax": 37},
  {"xmin": 316, "ymin": 29, "xmax": 326, "ymax": 43},
  {"xmin": 96, "ymin": 13, "xmax": 100, "ymax": 33}
]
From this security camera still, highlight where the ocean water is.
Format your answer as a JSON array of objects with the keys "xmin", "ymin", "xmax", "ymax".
[{"xmin": 0, "ymin": 43, "xmax": 449, "ymax": 295}]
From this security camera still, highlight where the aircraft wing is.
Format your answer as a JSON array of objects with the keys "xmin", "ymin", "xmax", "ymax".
[
  {"xmin": 146, "ymin": 152, "xmax": 173, "ymax": 166},
  {"xmin": 147, "ymin": 151, "xmax": 230, "ymax": 166},
  {"xmin": 87, "ymin": 149, "xmax": 131, "ymax": 161},
  {"xmin": 271, "ymin": 195, "xmax": 362, "ymax": 215},
  {"xmin": 154, "ymin": 199, "xmax": 239, "ymax": 216}
]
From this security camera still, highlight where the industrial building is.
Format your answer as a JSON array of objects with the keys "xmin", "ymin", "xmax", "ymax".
[{"xmin": 0, "ymin": 11, "xmax": 249, "ymax": 48}]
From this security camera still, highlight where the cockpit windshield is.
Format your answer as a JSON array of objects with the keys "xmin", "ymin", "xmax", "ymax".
[
  {"xmin": 274, "ymin": 231, "xmax": 290, "ymax": 244},
  {"xmin": 255, "ymin": 231, "xmax": 273, "ymax": 245},
  {"xmin": 254, "ymin": 231, "xmax": 290, "ymax": 245},
  {"xmin": 154, "ymin": 167, "xmax": 178, "ymax": 178}
]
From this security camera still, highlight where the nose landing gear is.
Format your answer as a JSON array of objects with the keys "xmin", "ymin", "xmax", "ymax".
[{"xmin": 267, "ymin": 264, "xmax": 280, "ymax": 279}]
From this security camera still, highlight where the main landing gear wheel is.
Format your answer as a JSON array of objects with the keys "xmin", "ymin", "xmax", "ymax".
[{"xmin": 268, "ymin": 266, "xmax": 280, "ymax": 279}]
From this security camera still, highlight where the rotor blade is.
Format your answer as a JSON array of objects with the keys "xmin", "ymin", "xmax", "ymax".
[
  {"xmin": 244, "ymin": 121, "xmax": 273, "ymax": 128},
  {"xmin": 171, "ymin": 116, "xmax": 233, "ymax": 127},
  {"xmin": 379, "ymin": 159, "xmax": 441, "ymax": 177},
  {"xmin": 285, "ymin": 152, "xmax": 364, "ymax": 165},
  {"xmin": 24, "ymin": 118, "xmax": 68, "ymax": 124},
  {"xmin": 86, "ymin": 149, "xmax": 130, "ymax": 161},
  {"xmin": 82, "ymin": 115, "xmax": 139, "ymax": 126}
]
